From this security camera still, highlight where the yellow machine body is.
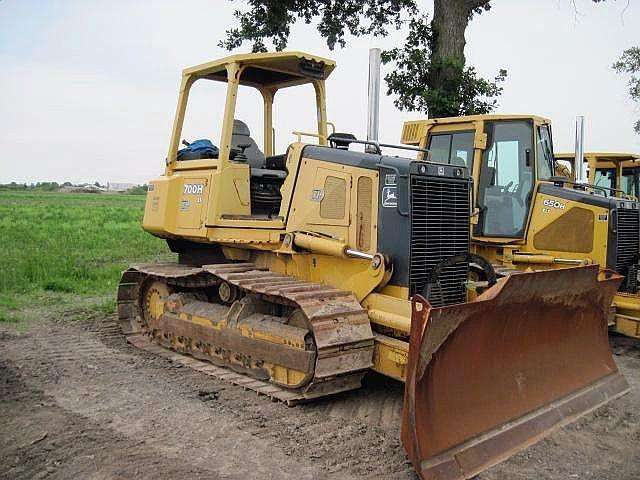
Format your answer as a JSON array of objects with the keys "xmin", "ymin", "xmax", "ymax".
[
  {"xmin": 142, "ymin": 51, "xmax": 406, "ymax": 380},
  {"xmin": 403, "ymin": 115, "xmax": 640, "ymax": 339},
  {"xmin": 555, "ymin": 151, "xmax": 640, "ymax": 337}
]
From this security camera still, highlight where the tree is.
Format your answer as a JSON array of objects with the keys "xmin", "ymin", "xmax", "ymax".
[
  {"xmin": 221, "ymin": 0, "xmax": 501, "ymax": 118},
  {"xmin": 613, "ymin": 47, "xmax": 640, "ymax": 134},
  {"xmin": 221, "ymin": 1, "xmax": 611, "ymax": 118},
  {"xmin": 381, "ymin": 12, "xmax": 506, "ymax": 117}
]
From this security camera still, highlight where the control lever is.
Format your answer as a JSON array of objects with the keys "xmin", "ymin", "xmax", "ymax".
[{"xmin": 231, "ymin": 143, "xmax": 251, "ymax": 163}]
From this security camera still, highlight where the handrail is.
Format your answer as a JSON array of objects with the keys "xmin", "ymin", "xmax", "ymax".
[
  {"xmin": 292, "ymin": 131, "xmax": 327, "ymax": 143},
  {"xmin": 328, "ymin": 135, "xmax": 431, "ymax": 156}
]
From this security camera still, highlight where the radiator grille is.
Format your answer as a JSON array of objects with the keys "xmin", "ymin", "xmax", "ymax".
[
  {"xmin": 320, "ymin": 176, "xmax": 346, "ymax": 219},
  {"xmin": 409, "ymin": 175, "xmax": 470, "ymax": 306},
  {"xmin": 615, "ymin": 208, "xmax": 640, "ymax": 286}
]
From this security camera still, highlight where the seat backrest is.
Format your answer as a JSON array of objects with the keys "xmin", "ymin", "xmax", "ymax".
[{"xmin": 231, "ymin": 119, "xmax": 265, "ymax": 168}]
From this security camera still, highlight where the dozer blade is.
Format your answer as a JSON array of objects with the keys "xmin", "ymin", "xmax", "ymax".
[{"xmin": 401, "ymin": 265, "xmax": 629, "ymax": 480}]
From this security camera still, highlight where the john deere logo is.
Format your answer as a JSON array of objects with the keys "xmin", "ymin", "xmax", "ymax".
[{"xmin": 382, "ymin": 186, "xmax": 398, "ymax": 207}]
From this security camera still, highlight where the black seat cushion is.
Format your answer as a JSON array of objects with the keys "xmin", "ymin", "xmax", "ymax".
[
  {"xmin": 265, "ymin": 154, "xmax": 287, "ymax": 170},
  {"xmin": 250, "ymin": 168, "xmax": 287, "ymax": 180}
]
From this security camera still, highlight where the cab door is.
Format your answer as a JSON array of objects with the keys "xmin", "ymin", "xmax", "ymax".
[{"xmin": 475, "ymin": 120, "xmax": 534, "ymax": 238}]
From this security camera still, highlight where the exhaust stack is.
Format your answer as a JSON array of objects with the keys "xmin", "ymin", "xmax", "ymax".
[
  {"xmin": 575, "ymin": 115, "xmax": 587, "ymax": 183},
  {"xmin": 366, "ymin": 48, "xmax": 381, "ymax": 152}
]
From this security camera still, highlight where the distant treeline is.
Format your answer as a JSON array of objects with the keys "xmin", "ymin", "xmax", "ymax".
[{"xmin": 0, "ymin": 182, "xmax": 148, "ymax": 195}]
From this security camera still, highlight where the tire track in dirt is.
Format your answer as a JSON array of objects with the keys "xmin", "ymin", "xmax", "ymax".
[
  {"xmin": 0, "ymin": 358, "xmax": 239, "ymax": 480},
  {"xmin": 4, "ymin": 316, "xmax": 638, "ymax": 480},
  {"xmin": 2, "ymin": 317, "xmax": 414, "ymax": 479}
]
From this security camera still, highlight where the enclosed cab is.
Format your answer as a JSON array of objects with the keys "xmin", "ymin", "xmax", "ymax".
[{"xmin": 555, "ymin": 152, "xmax": 640, "ymax": 200}]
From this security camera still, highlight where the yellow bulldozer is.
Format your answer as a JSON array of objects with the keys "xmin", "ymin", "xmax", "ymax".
[
  {"xmin": 555, "ymin": 151, "xmax": 640, "ymax": 200},
  {"xmin": 118, "ymin": 52, "xmax": 628, "ymax": 480},
  {"xmin": 402, "ymin": 115, "xmax": 640, "ymax": 340}
]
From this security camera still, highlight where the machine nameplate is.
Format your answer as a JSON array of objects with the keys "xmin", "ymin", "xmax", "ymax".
[
  {"xmin": 543, "ymin": 199, "xmax": 565, "ymax": 210},
  {"xmin": 183, "ymin": 183, "xmax": 205, "ymax": 195}
]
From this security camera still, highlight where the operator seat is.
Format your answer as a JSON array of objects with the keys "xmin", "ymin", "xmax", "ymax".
[{"xmin": 231, "ymin": 119, "xmax": 266, "ymax": 169}]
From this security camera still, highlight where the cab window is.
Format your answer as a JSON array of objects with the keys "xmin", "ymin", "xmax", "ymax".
[
  {"xmin": 594, "ymin": 168, "xmax": 616, "ymax": 192},
  {"xmin": 476, "ymin": 120, "xmax": 534, "ymax": 237},
  {"xmin": 536, "ymin": 125, "xmax": 554, "ymax": 180},
  {"xmin": 621, "ymin": 167, "xmax": 640, "ymax": 197},
  {"xmin": 427, "ymin": 132, "xmax": 474, "ymax": 168}
]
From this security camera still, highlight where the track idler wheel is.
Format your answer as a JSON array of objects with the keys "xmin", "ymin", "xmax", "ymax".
[{"xmin": 141, "ymin": 280, "xmax": 172, "ymax": 327}]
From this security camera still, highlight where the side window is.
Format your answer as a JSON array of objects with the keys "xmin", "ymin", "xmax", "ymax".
[
  {"xmin": 595, "ymin": 169, "xmax": 616, "ymax": 191},
  {"xmin": 536, "ymin": 125, "xmax": 554, "ymax": 180},
  {"xmin": 621, "ymin": 168, "xmax": 640, "ymax": 197},
  {"xmin": 427, "ymin": 132, "xmax": 474, "ymax": 168},
  {"xmin": 487, "ymin": 140, "xmax": 521, "ymax": 187}
]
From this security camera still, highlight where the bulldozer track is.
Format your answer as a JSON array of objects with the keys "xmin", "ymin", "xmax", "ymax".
[
  {"xmin": 117, "ymin": 262, "xmax": 374, "ymax": 405},
  {"xmin": 127, "ymin": 333, "xmax": 307, "ymax": 405}
]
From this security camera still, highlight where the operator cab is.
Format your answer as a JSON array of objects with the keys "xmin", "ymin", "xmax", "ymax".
[
  {"xmin": 401, "ymin": 115, "xmax": 555, "ymax": 240},
  {"xmin": 167, "ymin": 51, "xmax": 335, "ymax": 218},
  {"xmin": 555, "ymin": 152, "xmax": 640, "ymax": 200}
]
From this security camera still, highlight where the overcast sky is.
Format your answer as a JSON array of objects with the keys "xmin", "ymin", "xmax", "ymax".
[{"xmin": 1, "ymin": 0, "xmax": 638, "ymax": 184}]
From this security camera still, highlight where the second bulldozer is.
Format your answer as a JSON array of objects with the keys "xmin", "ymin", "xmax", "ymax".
[
  {"xmin": 402, "ymin": 114, "xmax": 640, "ymax": 339},
  {"xmin": 555, "ymin": 151, "xmax": 640, "ymax": 200},
  {"xmin": 119, "ymin": 53, "xmax": 628, "ymax": 480}
]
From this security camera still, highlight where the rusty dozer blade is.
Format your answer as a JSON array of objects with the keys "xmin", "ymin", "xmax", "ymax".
[{"xmin": 401, "ymin": 265, "xmax": 630, "ymax": 480}]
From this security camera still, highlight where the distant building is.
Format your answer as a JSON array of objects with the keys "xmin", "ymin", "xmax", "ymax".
[
  {"xmin": 59, "ymin": 184, "xmax": 104, "ymax": 194},
  {"xmin": 107, "ymin": 182, "xmax": 136, "ymax": 192}
]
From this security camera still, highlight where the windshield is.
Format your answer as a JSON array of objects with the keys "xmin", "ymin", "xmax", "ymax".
[
  {"xmin": 536, "ymin": 125, "xmax": 554, "ymax": 180},
  {"xmin": 621, "ymin": 167, "xmax": 640, "ymax": 198},
  {"xmin": 427, "ymin": 131, "xmax": 475, "ymax": 168},
  {"xmin": 476, "ymin": 120, "xmax": 534, "ymax": 237},
  {"xmin": 594, "ymin": 168, "xmax": 616, "ymax": 192}
]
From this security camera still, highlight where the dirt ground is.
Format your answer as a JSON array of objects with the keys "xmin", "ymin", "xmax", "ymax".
[{"xmin": 1, "ymin": 313, "xmax": 638, "ymax": 480}]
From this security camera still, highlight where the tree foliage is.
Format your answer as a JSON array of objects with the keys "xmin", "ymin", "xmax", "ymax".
[
  {"xmin": 220, "ymin": 1, "xmax": 613, "ymax": 119},
  {"xmin": 381, "ymin": 13, "xmax": 506, "ymax": 117},
  {"xmin": 220, "ymin": 0, "xmax": 417, "ymax": 52},
  {"xmin": 613, "ymin": 47, "xmax": 640, "ymax": 134},
  {"xmin": 221, "ymin": 0, "xmax": 504, "ymax": 118}
]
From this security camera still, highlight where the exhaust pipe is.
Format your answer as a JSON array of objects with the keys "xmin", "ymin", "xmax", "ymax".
[
  {"xmin": 575, "ymin": 115, "xmax": 586, "ymax": 183},
  {"xmin": 366, "ymin": 48, "xmax": 381, "ymax": 152}
]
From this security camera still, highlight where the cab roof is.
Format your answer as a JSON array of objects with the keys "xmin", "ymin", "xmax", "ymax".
[
  {"xmin": 183, "ymin": 51, "xmax": 336, "ymax": 89},
  {"xmin": 555, "ymin": 152, "xmax": 640, "ymax": 163},
  {"xmin": 401, "ymin": 114, "xmax": 551, "ymax": 145},
  {"xmin": 404, "ymin": 114, "xmax": 551, "ymax": 126}
]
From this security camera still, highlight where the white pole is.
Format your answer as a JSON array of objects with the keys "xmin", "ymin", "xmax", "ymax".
[
  {"xmin": 575, "ymin": 116, "xmax": 586, "ymax": 183},
  {"xmin": 366, "ymin": 48, "xmax": 381, "ymax": 148}
]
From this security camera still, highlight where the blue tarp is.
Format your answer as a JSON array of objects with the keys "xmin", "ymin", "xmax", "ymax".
[{"xmin": 177, "ymin": 139, "xmax": 219, "ymax": 160}]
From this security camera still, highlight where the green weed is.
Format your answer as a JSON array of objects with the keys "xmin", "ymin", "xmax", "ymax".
[{"xmin": 0, "ymin": 191, "xmax": 173, "ymax": 321}]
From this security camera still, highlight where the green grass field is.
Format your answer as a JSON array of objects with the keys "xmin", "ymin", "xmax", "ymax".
[{"xmin": 0, "ymin": 191, "xmax": 172, "ymax": 324}]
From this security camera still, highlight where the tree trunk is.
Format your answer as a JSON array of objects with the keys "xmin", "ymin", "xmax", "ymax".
[{"xmin": 428, "ymin": 0, "xmax": 475, "ymax": 117}]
